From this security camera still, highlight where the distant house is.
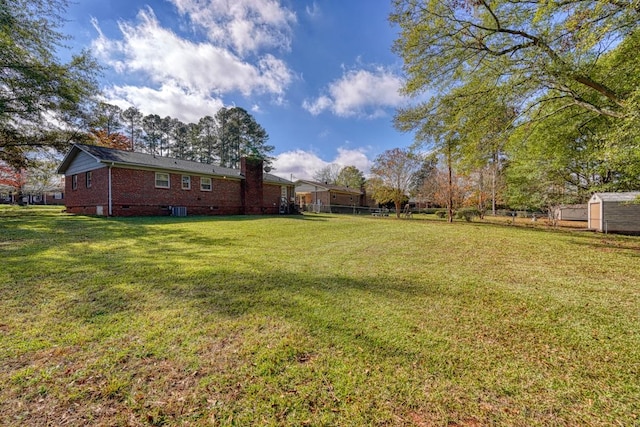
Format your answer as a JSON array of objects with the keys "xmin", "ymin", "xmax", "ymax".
[
  {"xmin": 588, "ymin": 192, "xmax": 640, "ymax": 234},
  {"xmin": 0, "ymin": 181, "xmax": 64, "ymax": 205},
  {"xmin": 294, "ymin": 180, "xmax": 376, "ymax": 213},
  {"xmin": 57, "ymin": 144, "xmax": 294, "ymax": 216}
]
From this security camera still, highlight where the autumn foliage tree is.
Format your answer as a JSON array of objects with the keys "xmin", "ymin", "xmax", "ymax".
[
  {"xmin": 89, "ymin": 130, "xmax": 132, "ymax": 151},
  {"xmin": 368, "ymin": 148, "xmax": 422, "ymax": 218},
  {"xmin": 0, "ymin": 162, "xmax": 26, "ymax": 203}
]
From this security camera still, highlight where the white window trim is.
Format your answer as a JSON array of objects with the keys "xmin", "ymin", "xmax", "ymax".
[
  {"xmin": 155, "ymin": 172, "xmax": 170, "ymax": 189},
  {"xmin": 86, "ymin": 171, "xmax": 92, "ymax": 188},
  {"xmin": 182, "ymin": 175, "xmax": 191, "ymax": 190},
  {"xmin": 200, "ymin": 177, "xmax": 212, "ymax": 191},
  {"xmin": 72, "ymin": 174, "xmax": 78, "ymax": 190}
]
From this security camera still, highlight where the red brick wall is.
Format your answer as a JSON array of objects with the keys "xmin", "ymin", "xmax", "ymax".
[
  {"xmin": 110, "ymin": 168, "xmax": 244, "ymax": 216},
  {"xmin": 64, "ymin": 163, "xmax": 293, "ymax": 217},
  {"xmin": 329, "ymin": 191, "xmax": 358, "ymax": 206},
  {"xmin": 263, "ymin": 183, "xmax": 283, "ymax": 214},
  {"xmin": 64, "ymin": 167, "xmax": 109, "ymax": 215},
  {"xmin": 65, "ymin": 166, "xmax": 245, "ymax": 216},
  {"xmin": 241, "ymin": 158, "xmax": 264, "ymax": 214}
]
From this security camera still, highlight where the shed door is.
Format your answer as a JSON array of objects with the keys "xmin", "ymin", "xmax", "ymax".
[{"xmin": 589, "ymin": 202, "xmax": 600, "ymax": 230}]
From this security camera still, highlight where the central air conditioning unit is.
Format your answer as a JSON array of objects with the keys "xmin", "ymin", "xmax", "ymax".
[{"xmin": 171, "ymin": 206, "xmax": 187, "ymax": 217}]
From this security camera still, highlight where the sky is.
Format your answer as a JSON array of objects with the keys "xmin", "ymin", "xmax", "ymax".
[{"xmin": 62, "ymin": 0, "xmax": 417, "ymax": 180}]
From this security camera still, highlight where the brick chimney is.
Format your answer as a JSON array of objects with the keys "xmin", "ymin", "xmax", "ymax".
[{"xmin": 241, "ymin": 157, "xmax": 264, "ymax": 214}]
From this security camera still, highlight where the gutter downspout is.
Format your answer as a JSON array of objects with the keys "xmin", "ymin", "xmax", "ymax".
[{"xmin": 108, "ymin": 163, "xmax": 113, "ymax": 216}]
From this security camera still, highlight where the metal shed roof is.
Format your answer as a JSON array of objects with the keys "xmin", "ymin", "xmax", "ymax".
[
  {"xmin": 294, "ymin": 179, "xmax": 362, "ymax": 195},
  {"xmin": 591, "ymin": 192, "xmax": 640, "ymax": 202}
]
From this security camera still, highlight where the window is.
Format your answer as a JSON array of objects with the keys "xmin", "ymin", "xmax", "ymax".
[
  {"xmin": 72, "ymin": 174, "xmax": 78, "ymax": 190},
  {"xmin": 182, "ymin": 175, "xmax": 191, "ymax": 190},
  {"xmin": 86, "ymin": 171, "xmax": 92, "ymax": 188},
  {"xmin": 200, "ymin": 177, "xmax": 212, "ymax": 191},
  {"xmin": 155, "ymin": 172, "xmax": 170, "ymax": 188}
]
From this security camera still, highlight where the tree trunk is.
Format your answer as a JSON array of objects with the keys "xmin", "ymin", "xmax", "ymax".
[
  {"xmin": 492, "ymin": 154, "xmax": 497, "ymax": 216},
  {"xmin": 447, "ymin": 143, "xmax": 454, "ymax": 223}
]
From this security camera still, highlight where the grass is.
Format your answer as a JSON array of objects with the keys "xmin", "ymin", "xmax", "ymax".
[{"xmin": 1, "ymin": 205, "xmax": 639, "ymax": 426}]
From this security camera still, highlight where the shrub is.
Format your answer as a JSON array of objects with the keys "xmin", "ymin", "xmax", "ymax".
[
  {"xmin": 455, "ymin": 207, "xmax": 481, "ymax": 222},
  {"xmin": 435, "ymin": 210, "xmax": 447, "ymax": 218}
]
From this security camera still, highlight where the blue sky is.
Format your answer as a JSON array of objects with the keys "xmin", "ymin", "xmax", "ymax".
[{"xmin": 63, "ymin": 0, "xmax": 416, "ymax": 180}]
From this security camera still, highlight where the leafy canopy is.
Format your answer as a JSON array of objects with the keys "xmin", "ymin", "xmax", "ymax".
[{"xmin": 0, "ymin": 0, "xmax": 101, "ymax": 167}]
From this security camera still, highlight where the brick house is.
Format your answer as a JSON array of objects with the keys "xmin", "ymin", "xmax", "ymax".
[
  {"xmin": 57, "ymin": 144, "xmax": 294, "ymax": 216},
  {"xmin": 294, "ymin": 179, "xmax": 377, "ymax": 213}
]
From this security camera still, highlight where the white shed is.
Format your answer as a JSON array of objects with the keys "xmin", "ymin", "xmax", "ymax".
[{"xmin": 588, "ymin": 192, "xmax": 640, "ymax": 234}]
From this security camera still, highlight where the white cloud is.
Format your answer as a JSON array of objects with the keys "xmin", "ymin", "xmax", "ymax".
[
  {"xmin": 305, "ymin": 2, "xmax": 321, "ymax": 19},
  {"xmin": 302, "ymin": 96, "xmax": 332, "ymax": 116},
  {"xmin": 104, "ymin": 82, "xmax": 224, "ymax": 123},
  {"xmin": 272, "ymin": 147, "xmax": 372, "ymax": 181},
  {"xmin": 334, "ymin": 147, "xmax": 371, "ymax": 174},
  {"xmin": 272, "ymin": 150, "xmax": 327, "ymax": 180},
  {"xmin": 92, "ymin": 8, "xmax": 292, "ymax": 99},
  {"xmin": 171, "ymin": 0, "xmax": 296, "ymax": 56},
  {"xmin": 303, "ymin": 66, "xmax": 406, "ymax": 118}
]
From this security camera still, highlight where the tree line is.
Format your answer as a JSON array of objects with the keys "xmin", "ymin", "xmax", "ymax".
[{"xmin": 89, "ymin": 103, "xmax": 273, "ymax": 168}]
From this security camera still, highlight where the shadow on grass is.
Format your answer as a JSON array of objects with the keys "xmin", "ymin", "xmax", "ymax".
[
  {"xmin": 1, "ymin": 212, "xmax": 445, "ymax": 361},
  {"xmin": 4, "ymin": 209, "xmax": 639, "ymax": 357}
]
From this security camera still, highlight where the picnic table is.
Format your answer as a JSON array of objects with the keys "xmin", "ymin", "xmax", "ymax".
[{"xmin": 371, "ymin": 208, "xmax": 389, "ymax": 217}]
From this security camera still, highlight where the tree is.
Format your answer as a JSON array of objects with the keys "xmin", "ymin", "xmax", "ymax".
[
  {"xmin": 91, "ymin": 103, "xmax": 123, "ymax": 137},
  {"xmin": 395, "ymin": 87, "xmax": 468, "ymax": 222},
  {"xmin": 312, "ymin": 164, "xmax": 342, "ymax": 184},
  {"xmin": 158, "ymin": 116, "xmax": 174, "ymax": 157},
  {"xmin": 22, "ymin": 158, "xmax": 61, "ymax": 204},
  {"xmin": 89, "ymin": 129, "xmax": 131, "ymax": 151},
  {"xmin": 142, "ymin": 114, "xmax": 162, "ymax": 155},
  {"xmin": 390, "ymin": 0, "xmax": 639, "ymax": 122},
  {"xmin": 215, "ymin": 107, "xmax": 273, "ymax": 168},
  {"xmin": 0, "ymin": 162, "xmax": 23, "ymax": 203},
  {"xmin": 411, "ymin": 153, "xmax": 439, "ymax": 208},
  {"xmin": 335, "ymin": 166, "xmax": 366, "ymax": 189},
  {"xmin": 198, "ymin": 116, "xmax": 217, "ymax": 164},
  {"xmin": 0, "ymin": 0, "xmax": 100, "ymax": 167},
  {"xmin": 391, "ymin": 0, "xmax": 640, "ymax": 203},
  {"xmin": 121, "ymin": 107, "xmax": 143, "ymax": 151},
  {"xmin": 426, "ymin": 167, "xmax": 469, "ymax": 214},
  {"xmin": 368, "ymin": 148, "xmax": 422, "ymax": 218},
  {"xmin": 170, "ymin": 118, "xmax": 189, "ymax": 160}
]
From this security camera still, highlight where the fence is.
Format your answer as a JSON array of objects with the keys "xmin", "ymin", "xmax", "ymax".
[{"xmin": 302, "ymin": 204, "xmax": 397, "ymax": 215}]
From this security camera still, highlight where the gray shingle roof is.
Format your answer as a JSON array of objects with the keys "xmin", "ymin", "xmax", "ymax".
[{"xmin": 58, "ymin": 144, "xmax": 292, "ymax": 185}]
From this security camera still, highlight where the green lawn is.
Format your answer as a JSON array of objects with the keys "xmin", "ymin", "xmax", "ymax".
[{"xmin": 1, "ymin": 206, "xmax": 639, "ymax": 426}]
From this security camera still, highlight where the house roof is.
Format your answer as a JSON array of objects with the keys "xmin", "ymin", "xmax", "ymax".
[
  {"xmin": 592, "ymin": 192, "xmax": 640, "ymax": 202},
  {"xmin": 57, "ymin": 144, "xmax": 292, "ymax": 185},
  {"xmin": 294, "ymin": 179, "xmax": 362, "ymax": 195}
]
